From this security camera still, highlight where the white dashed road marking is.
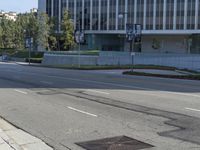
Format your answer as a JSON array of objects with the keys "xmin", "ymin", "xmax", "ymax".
[
  {"xmin": 185, "ymin": 107, "xmax": 200, "ymax": 112},
  {"xmin": 67, "ymin": 106, "xmax": 98, "ymax": 117},
  {"xmin": 87, "ymin": 89, "xmax": 110, "ymax": 95},
  {"xmin": 14, "ymin": 89, "xmax": 27, "ymax": 95}
]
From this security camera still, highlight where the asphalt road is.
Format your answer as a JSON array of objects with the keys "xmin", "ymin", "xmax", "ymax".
[{"xmin": 0, "ymin": 62, "xmax": 200, "ymax": 150}]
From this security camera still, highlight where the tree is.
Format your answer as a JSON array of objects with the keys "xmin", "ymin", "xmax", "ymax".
[
  {"xmin": 0, "ymin": 16, "xmax": 15, "ymax": 49},
  {"xmin": 0, "ymin": 23, "xmax": 3, "ymax": 48},
  {"xmin": 27, "ymin": 12, "xmax": 39, "ymax": 50},
  {"xmin": 48, "ymin": 17, "xmax": 57, "ymax": 51},
  {"xmin": 37, "ymin": 12, "xmax": 50, "ymax": 51},
  {"xmin": 61, "ymin": 10, "xmax": 75, "ymax": 50}
]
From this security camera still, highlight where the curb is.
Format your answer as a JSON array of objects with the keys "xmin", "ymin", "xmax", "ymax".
[{"xmin": 0, "ymin": 118, "xmax": 53, "ymax": 150}]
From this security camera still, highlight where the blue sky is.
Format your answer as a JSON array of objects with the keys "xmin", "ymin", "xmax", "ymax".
[{"xmin": 0, "ymin": 0, "xmax": 38, "ymax": 13}]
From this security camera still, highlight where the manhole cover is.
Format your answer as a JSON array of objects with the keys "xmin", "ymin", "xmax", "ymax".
[{"xmin": 76, "ymin": 136, "xmax": 154, "ymax": 150}]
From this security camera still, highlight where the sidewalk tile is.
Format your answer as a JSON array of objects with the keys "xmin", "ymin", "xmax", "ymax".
[
  {"xmin": 5, "ymin": 129, "xmax": 41, "ymax": 145},
  {"xmin": 0, "ymin": 119, "xmax": 15, "ymax": 131},
  {"xmin": 22, "ymin": 142, "xmax": 53, "ymax": 150},
  {"xmin": 0, "ymin": 143, "xmax": 13, "ymax": 150},
  {"xmin": 0, "ymin": 137, "xmax": 4, "ymax": 144}
]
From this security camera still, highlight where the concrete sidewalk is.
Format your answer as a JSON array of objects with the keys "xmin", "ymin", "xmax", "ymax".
[{"xmin": 0, "ymin": 118, "xmax": 52, "ymax": 150}]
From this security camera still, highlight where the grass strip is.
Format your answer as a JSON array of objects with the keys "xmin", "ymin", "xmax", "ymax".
[{"xmin": 123, "ymin": 71, "xmax": 200, "ymax": 80}]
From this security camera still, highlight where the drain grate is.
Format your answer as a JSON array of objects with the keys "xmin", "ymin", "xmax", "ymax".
[{"xmin": 76, "ymin": 136, "xmax": 154, "ymax": 150}]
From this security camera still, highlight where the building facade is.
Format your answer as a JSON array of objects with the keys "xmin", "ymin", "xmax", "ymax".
[
  {"xmin": 39, "ymin": 0, "xmax": 200, "ymax": 53},
  {"xmin": 0, "ymin": 11, "xmax": 17, "ymax": 21}
]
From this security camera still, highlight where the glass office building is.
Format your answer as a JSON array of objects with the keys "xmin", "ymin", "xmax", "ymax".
[{"xmin": 39, "ymin": 0, "xmax": 200, "ymax": 53}]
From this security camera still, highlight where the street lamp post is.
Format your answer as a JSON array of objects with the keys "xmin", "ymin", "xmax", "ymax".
[
  {"xmin": 74, "ymin": 11, "xmax": 85, "ymax": 68},
  {"xmin": 24, "ymin": 30, "xmax": 32, "ymax": 65},
  {"xmin": 78, "ymin": 16, "xmax": 81, "ymax": 68},
  {"xmin": 118, "ymin": 12, "xmax": 128, "ymax": 51}
]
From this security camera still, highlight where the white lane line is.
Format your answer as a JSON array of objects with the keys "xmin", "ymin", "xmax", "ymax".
[
  {"xmin": 67, "ymin": 106, "xmax": 98, "ymax": 117},
  {"xmin": 14, "ymin": 89, "xmax": 27, "ymax": 95},
  {"xmin": 185, "ymin": 107, "xmax": 200, "ymax": 112},
  {"xmin": 40, "ymin": 81, "xmax": 53, "ymax": 85},
  {"xmin": 87, "ymin": 89, "xmax": 110, "ymax": 95}
]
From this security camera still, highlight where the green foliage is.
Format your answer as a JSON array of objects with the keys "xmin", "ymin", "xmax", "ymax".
[
  {"xmin": 37, "ymin": 12, "xmax": 50, "ymax": 51},
  {"xmin": 61, "ymin": 10, "xmax": 75, "ymax": 50},
  {"xmin": 0, "ymin": 10, "xmax": 74, "ymax": 52},
  {"xmin": 12, "ymin": 51, "xmax": 44, "ymax": 58},
  {"xmin": 25, "ymin": 58, "xmax": 43, "ymax": 63},
  {"xmin": 48, "ymin": 17, "xmax": 57, "ymax": 50},
  {"xmin": 0, "ymin": 25, "xmax": 3, "ymax": 48}
]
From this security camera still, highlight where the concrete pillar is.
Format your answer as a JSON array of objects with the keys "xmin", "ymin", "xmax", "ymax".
[
  {"xmin": 195, "ymin": 0, "xmax": 199, "ymax": 29},
  {"xmin": 38, "ymin": 0, "xmax": 46, "ymax": 13},
  {"xmin": 173, "ymin": 0, "xmax": 177, "ymax": 30},
  {"xmin": 66, "ymin": 0, "xmax": 69, "ymax": 10},
  {"xmin": 143, "ymin": 0, "xmax": 147, "ymax": 30},
  {"xmin": 116, "ymin": 0, "xmax": 119, "ymax": 30},
  {"xmin": 58, "ymin": 0, "xmax": 61, "ymax": 32},
  {"xmin": 153, "ymin": 0, "xmax": 157, "ymax": 30},
  {"xmin": 98, "ymin": 0, "xmax": 101, "ymax": 30},
  {"xmin": 107, "ymin": 0, "xmax": 110, "ymax": 30},
  {"xmin": 90, "ymin": 0, "xmax": 93, "ymax": 30},
  {"xmin": 184, "ymin": 0, "xmax": 188, "ymax": 30},
  {"xmin": 134, "ymin": 0, "xmax": 137, "ymax": 24},
  {"xmin": 82, "ymin": 0, "xmax": 85, "ymax": 30},
  {"xmin": 74, "ymin": 0, "xmax": 77, "ymax": 28},
  {"xmin": 51, "ymin": 0, "xmax": 54, "ymax": 17},
  {"xmin": 163, "ymin": 0, "xmax": 166, "ymax": 30},
  {"xmin": 125, "ymin": 0, "xmax": 128, "ymax": 30}
]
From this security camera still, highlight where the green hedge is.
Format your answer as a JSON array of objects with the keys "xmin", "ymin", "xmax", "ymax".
[
  {"xmin": 123, "ymin": 71, "xmax": 200, "ymax": 80},
  {"xmin": 25, "ymin": 58, "xmax": 43, "ymax": 63},
  {"xmin": 13, "ymin": 51, "xmax": 44, "ymax": 58}
]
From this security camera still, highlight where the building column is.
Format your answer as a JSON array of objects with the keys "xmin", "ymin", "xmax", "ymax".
[
  {"xmin": 90, "ymin": 0, "xmax": 93, "ymax": 30},
  {"xmin": 143, "ymin": 0, "xmax": 147, "ymax": 30},
  {"xmin": 74, "ymin": 0, "xmax": 77, "ymax": 28},
  {"xmin": 51, "ymin": 0, "xmax": 54, "ymax": 17},
  {"xmin": 107, "ymin": 0, "xmax": 110, "ymax": 30},
  {"xmin": 184, "ymin": 0, "xmax": 188, "ymax": 30},
  {"xmin": 195, "ymin": 0, "xmax": 199, "ymax": 30},
  {"xmin": 163, "ymin": 0, "xmax": 166, "ymax": 30},
  {"xmin": 82, "ymin": 0, "xmax": 85, "ymax": 30},
  {"xmin": 125, "ymin": 0, "xmax": 128, "ymax": 31},
  {"xmin": 153, "ymin": 0, "xmax": 157, "ymax": 30},
  {"xmin": 115, "ymin": 0, "xmax": 119, "ymax": 30},
  {"xmin": 173, "ymin": 0, "xmax": 177, "ymax": 30},
  {"xmin": 38, "ymin": 0, "xmax": 46, "ymax": 13},
  {"xmin": 58, "ymin": 0, "xmax": 61, "ymax": 32},
  {"xmin": 66, "ymin": 0, "xmax": 69, "ymax": 10},
  {"xmin": 134, "ymin": 0, "xmax": 137, "ymax": 24},
  {"xmin": 98, "ymin": 0, "xmax": 101, "ymax": 30}
]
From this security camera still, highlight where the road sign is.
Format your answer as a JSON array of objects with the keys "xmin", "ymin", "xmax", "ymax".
[
  {"xmin": 134, "ymin": 24, "xmax": 142, "ymax": 38},
  {"xmin": 126, "ymin": 24, "xmax": 135, "ymax": 42},
  {"xmin": 131, "ymin": 52, "xmax": 135, "ymax": 56},
  {"xmin": 74, "ymin": 30, "xmax": 85, "ymax": 44},
  {"xmin": 25, "ymin": 38, "xmax": 33, "ymax": 48},
  {"xmin": 126, "ymin": 24, "xmax": 142, "ymax": 42}
]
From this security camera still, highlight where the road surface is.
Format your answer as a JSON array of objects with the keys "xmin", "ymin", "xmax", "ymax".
[{"xmin": 0, "ymin": 62, "xmax": 200, "ymax": 150}]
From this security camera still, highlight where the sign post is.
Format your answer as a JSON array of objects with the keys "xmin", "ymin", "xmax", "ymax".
[
  {"xmin": 25, "ymin": 38, "xmax": 33, "ymax": 65},
  {"xmin": 74, "ymin": 29, "xmax": 84, "ymax": 68},
  {"xmin": 126, "ymin": 24, "xmax": 142, "ymax": 71}
]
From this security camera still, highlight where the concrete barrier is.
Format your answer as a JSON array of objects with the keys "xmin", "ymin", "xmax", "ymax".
[
  {"xmin": 42, "ymin": 51, "xmax": 200, "ymax": 70},
  {"xmin": 42, "ymin": 53, "xmax": 98, "ymax": 66}
]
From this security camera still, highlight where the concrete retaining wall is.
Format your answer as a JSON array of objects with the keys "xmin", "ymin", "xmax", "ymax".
[
  {"xmin": 42, "ymin": 53, "xmax": 98, "ymax": 65},
  {"xmin": 98, "ymin": 52, "xmax": 200, "ymax": 70},
  {"xmin": 42, "ymin": 51, "xmax": 200, "ymax": 70}
]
